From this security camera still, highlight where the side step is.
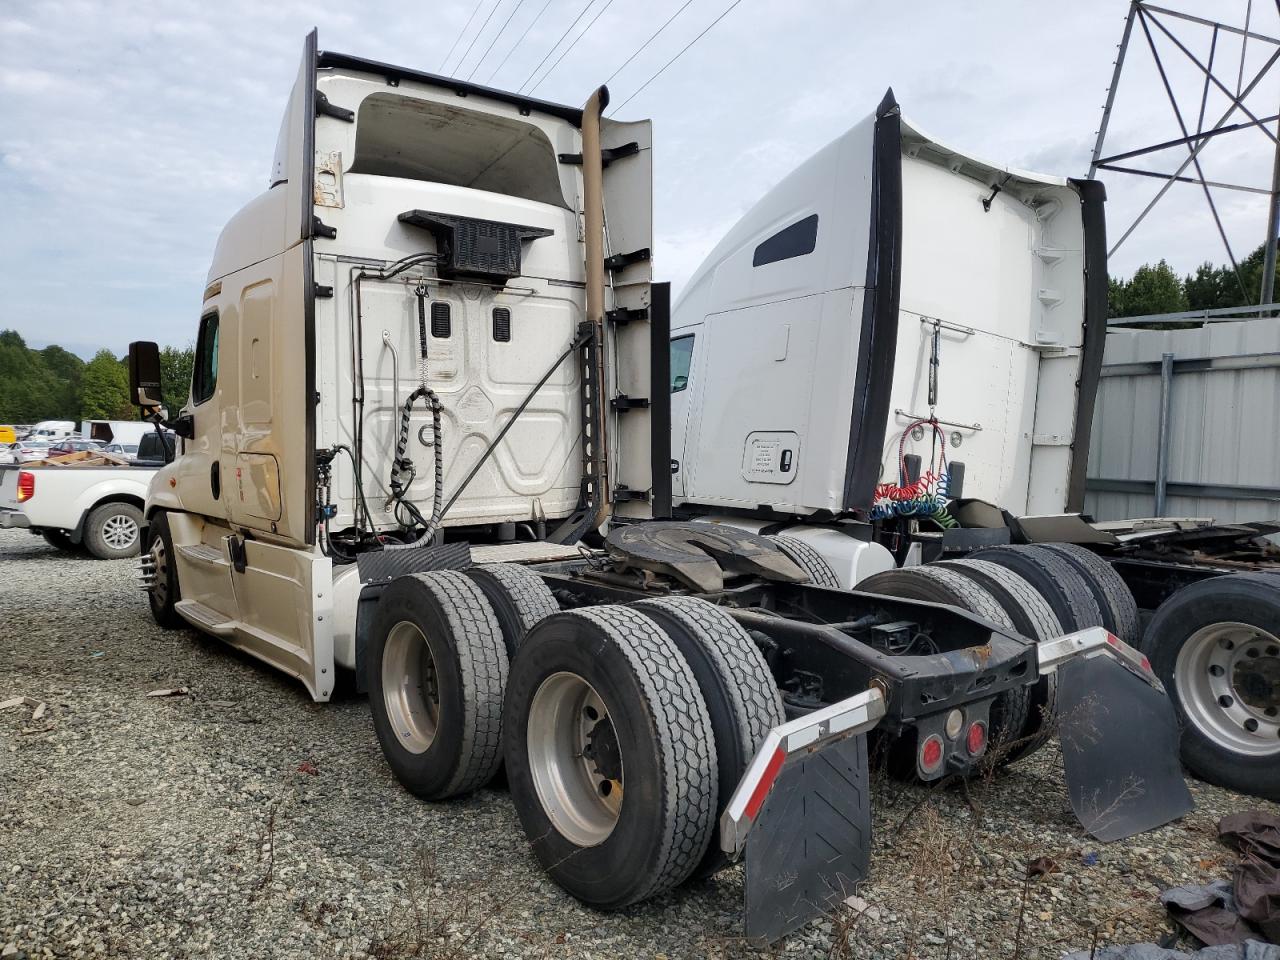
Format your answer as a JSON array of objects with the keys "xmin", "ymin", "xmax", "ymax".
[{"xmin": 174, "ymin": 599, "xmax": 237, "ymax": 637}]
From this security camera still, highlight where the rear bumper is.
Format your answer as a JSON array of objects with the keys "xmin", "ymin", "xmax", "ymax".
[{"xmin": 0, "ymin": 509, "xmax": 30, "ymax": 530}]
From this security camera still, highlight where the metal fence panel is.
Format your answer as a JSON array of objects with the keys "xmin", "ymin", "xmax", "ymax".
[{"xmin": 1085, "ymin": 318, "xmax": 1280, "ymax": 524}]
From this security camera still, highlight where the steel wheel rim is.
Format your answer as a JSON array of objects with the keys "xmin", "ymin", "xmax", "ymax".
[
  {"xmin": 103, "ymin": 514, "xmax": 139, "ymax": 550},
  {"xmin": 382, "ymin": 621, "xmax": 440, "ymax": 754},
  {"xmin": 1176, "ymin": 621, "xmax": 1280, "ymax": 757},
  {"xmin": 527, "ymin": 671, "xmax": 623, "ymax": 847}
]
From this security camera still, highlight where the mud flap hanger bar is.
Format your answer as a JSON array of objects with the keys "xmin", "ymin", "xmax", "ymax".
[{"xmin": 1037, "ymin": 625, "xmax": 1160, "ymax": 689}]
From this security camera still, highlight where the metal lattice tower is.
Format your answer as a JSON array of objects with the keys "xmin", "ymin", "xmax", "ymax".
[{"xmin": 1089, "ymin": 1, "xmax": 1280, "ymax": 304}]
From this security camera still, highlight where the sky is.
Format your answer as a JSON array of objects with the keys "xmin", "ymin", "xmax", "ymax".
[{"xmin": 1, "ymin": 0, "xmax": 1276, "ymax": 357}]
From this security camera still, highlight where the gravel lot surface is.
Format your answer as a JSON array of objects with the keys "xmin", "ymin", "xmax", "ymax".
[{"xmin": 1, "ymin": 526, "xmax": 1277, "ymax": 959}]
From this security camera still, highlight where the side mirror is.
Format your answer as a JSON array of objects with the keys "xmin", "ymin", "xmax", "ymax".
[{"xmin": 128, "ymin": 341, "xmax": 163, "ymax": 407}]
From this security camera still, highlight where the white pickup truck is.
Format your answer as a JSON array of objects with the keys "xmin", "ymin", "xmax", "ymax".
[{"xmin": 0, "ymin": 432, "xmax": 174, "ymax": 558}]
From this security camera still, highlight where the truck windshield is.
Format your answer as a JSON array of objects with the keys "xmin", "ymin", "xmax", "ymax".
[{"xmin": 348, "ymin": 92, "xmax": 567, "ymax": 209}]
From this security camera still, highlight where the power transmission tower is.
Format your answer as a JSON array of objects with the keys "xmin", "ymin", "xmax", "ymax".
[{"xmin": 1089, "ymin": 1, "xmax": 1280, "ymax": 304}]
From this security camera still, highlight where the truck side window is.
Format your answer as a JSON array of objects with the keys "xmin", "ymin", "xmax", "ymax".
[
  {"xmin": 193, "ymin": 311, "xmax": 220, "ymax": 405},
  {"xmin": 670, "ymin": 335, "xmax": 695, "ymax": 393},
  {"xmin": 753, "ymin": 213, "xmax": 819, "ymax": 267}
]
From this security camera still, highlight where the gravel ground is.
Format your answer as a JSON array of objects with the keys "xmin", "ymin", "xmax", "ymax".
[{"xmin": 1, "ymin": 526, "xmax": 1277, "ymax": 960}]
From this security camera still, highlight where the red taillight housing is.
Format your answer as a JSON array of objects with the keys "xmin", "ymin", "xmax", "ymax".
[
  {"xmin": 966, "ymin": 720, "xmax": 988, "ymax": 757},
  {"xmin": 16, "ymin": 471, "xmax": 34, "ymax": 503},
  {"xmin": 920, "ymin": 733, "xmax": 944, "ymax": 773}
]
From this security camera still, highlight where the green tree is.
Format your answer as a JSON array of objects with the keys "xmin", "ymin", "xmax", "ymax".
[
  {"xmin": 1184, "ymin": 261, "xmax": 1235, "ymax": 312},
  {"xmin": 38, "ymin": 344, "xmax": 84, "ymax": 420},
  {"xmin": 0, "ymin": 330, "xmax": 69, "ymax": 423},
  {"xmin": 1111, "ymin": 259, "xmax": 1188, "ymax": 318},
  {"xmin": 79, "ymin": 350, "xmax": 133, "ymax": 420},
  {"xmin": 158, "ymin": 344, "xmax": 195, "ymax": 414}
]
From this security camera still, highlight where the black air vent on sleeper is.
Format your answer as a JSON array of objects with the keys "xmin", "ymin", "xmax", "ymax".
[
  {"xmin": 492, "ymin": 307, "xmax": 511, "ymax": 342},
  {"xmin": 431, "ymin": 302, "xmax": 451, "ymax": 338},
  {"xmin": 398, "ymin": 210, "xmax": 553, "ymax": 284}
]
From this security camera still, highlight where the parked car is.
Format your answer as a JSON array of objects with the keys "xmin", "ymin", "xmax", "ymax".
[
  {"xmin": 2, "ymin": 439, "xmax": 53, "ymax": 464},
  {"xmin": 45, "ymin": 438, "xmax": 105, "ymax": 458},
  {"xmin": 102, "ymin": 443, "xmax": 139, "ymax": 457}
]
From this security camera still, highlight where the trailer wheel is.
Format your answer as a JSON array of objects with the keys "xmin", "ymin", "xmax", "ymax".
[
  {"xmin": 83, "ymin": 502, "xmax": 143, "ymax": 559},
  {"xmin": 146, "ymin": 512, "xmax": 184, "ymax": 630},
  {"xmin": 971, "ymin": 545, "xmax": 1105, "ymax": 633},
  {"xmin": 1141, "ymin": 573, "xmax": 1280, "ymax": 800},
  {"xmin": 504, "ymin": 605, "xmax": 717, "ymax": 909},
  {"xmin": 935, "ymin": 558, "xmax": 1061, "ymax": 764},
  {"xmin": 1035, "ymin": 543, "xmax": 1140, "ymax": 645},
  {"xmin": 369, "ymin": 571, "xmax": 508, "ymax": 800},
  {"xmin": 857, "ymin": 566, "xmax": 1031, "ymax": 764},
  {"xmin": 463, "ymin": 563, "xmax": 559, "ymax": 658},
  {"xmin": 631, "ymin": 596, "xmax": 784, "ymax": 879},
  {"xmin": 768, "ymin": 534, "xmax": 841, "ymax": 588}
]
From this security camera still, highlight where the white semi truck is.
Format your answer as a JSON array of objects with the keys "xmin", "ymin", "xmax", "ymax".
[
  {"xmin": 667, "ymin": 94, "xmax": 1280, "ymax": 803},
  {"xmin": 128, "ymin": 35, "xmax": 1194, "ymax": 943}
]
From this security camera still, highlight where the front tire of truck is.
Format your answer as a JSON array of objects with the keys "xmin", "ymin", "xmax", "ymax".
[
  {"xmin": 504, "ymin": 605, "xmax": 717, "ymax": 909},
  {"xmin": 631, "ymin": 596, "xmax": 785, "ymax": 879},
  {"xmin": 146, "ymin": 512, "xmax": 184, "ymax": 630},
  {"xmin": 369, "ymin": 572, "xmax": 509, "ymax": 800},
  {"xmin": 1142, "ymin": 573, "xmax": 1280, "ymax": 801},
  {"xmin": 84, "ymin": 502, "xmax": 144, "ymax": 560}
]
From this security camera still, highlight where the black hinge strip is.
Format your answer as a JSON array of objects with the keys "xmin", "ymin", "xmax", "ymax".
[
  {"xmin": 557, "ymin": 141, "xmax": 640, "ymax": 168},
  {"xmin": 314, "ymin": 284, "xmax": 334, "ymax": 299},
  {"xmin": 611, "ymin": 395, "xmax": 650, "ymax": 411},
  {"xmin": 313, "ymin": 215, "xmax": 337, "ymax": 240},
  {"xmin": 604, "ymin": 248, "xmax": 651, "ymax": 271},
  {"xmin": 605, "ymin": 306, "xmax": 648, "ymax": 325},
  {"xmin": 315, "ymin": 90, "xmax": 355, "ymax": 123}
]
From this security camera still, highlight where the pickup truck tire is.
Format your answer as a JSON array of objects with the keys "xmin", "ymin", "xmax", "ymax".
[
  {"xmin": 41, "ymin": 529, "xmax": 79, "ymax": 552},
  {"xmin": 768, "ymin": 534, "xmax": 841, "ymax": 588},
  {"xmin": 971, "ymin": 545, "xmax": 1106, "ymax": 634},
  {"xmin": 935, "ymin": 558, "xmax": 1061, "ymax": 765},
  {"xmin": 146, "ymin": 512, "xmax": 184, "ymax": 630},
  {"xmin": 504, "ymin": 605, "xmax": 717, "ymax": 909},
  {"xmin": 1035, "ymin": 542, "xmax": 1140, "ymax": 645},
  {"xmin": 368, "ymin": 571, "xmax": 509, "ymax": 800},
  {"xmin": 463, "ymin": 563, "xmax": 559, "ymax": 658},
  {"xmin": 631, "ymin": 596, "xmax": 784, "ymax": 879},
  {"xmin": 856, "ymin": 566, "xmax": 1031, "ymax": 769},
  {"xmin": 84, "ymin": 502, "xmax": 144, "ymax": 560},
  {"xmin": 1141, "ymin": 573, "xmax": 1280, "ymax": 801}
]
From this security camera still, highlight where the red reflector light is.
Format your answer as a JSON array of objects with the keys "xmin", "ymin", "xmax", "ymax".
[
  {"xmin": 1141, "ymin": 656, "xmax": 1151, "ymax": 672},
  {"xmin": 744, "ymin": 747, "xmax": 786, "ymax": 821},
  {"xmin": 16, "ymin": 471, "xmax": 34, "ymax": 503},
  {"xmin": 966, "ymin": 721, "xmax": 987, "ymax": 756},
  {"xmin": 920, "ymin": 734, "xmax": 944, "ymax": 772}
]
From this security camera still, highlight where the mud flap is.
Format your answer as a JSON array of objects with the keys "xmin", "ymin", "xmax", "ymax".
[
  {"xmin": 744, "ymin": 734, "xmax": 871, "ymax": 943},
  {"xmin": 1057, "ymin": 655, "xmax": 1194, "ymax": 842}
]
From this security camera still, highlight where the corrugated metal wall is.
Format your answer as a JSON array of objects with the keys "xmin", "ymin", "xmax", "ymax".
[{"xmin": 1085, "ymin": 318, "xmax": 1280, "ymax": 523}]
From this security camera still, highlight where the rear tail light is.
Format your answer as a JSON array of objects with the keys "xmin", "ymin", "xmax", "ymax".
[
  {"xmin": 966, "ymin": 720, "xmax": 988, "ymax": 757},
  {"xmin": 919, "ymin": 733, "xmax": 944, "ymax": 774},
  {"xmin": 16, "ymin": 471, "xmax": 34, "ymax": 503}
]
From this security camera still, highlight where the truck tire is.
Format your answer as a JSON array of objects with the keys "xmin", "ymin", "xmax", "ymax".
[
  {"xmin": 369, "ymin": 571, "xmax": 509, "ymax": 800},
  {"xmin": 1141, "ymin": 573, "xmax": 1280, "ymax": 801},
  {"xmin": 631, "ymin": 596, "xmax": 784, "ymax": 878},
  {"xmin": 83, "ymin": 502, "xmax": 144, "ymax": 560},
  {"xmin": 934, "ymin": 558, "xmax": 1061, "ymax": 764},
  {"xmin": 768, "ymin": 534, "xmax": 841, "ymax": 588},
  {"xmin": 856, "ymin": 566, "xmax": 1031, "ymax": 764},
  {"xmin": 504, "ymin": 605, "xmax": 717, "ymax": 909},
  {"xmin": 970, "ymin": 545, "xmax": 1105, "ymax": 633},
  {"xmin": 463, "ymin": 563, "xmax": 559, "ymax": 658},
  {"xmin": 146, "ymin": 512, "xmax": 184, "ymax": 630},
  {"xmin": 41, "ymin": 529, "xmax": 79, "ymax": 552},
  {"xmin": 1036, "ymin": 542, "xmax": 1140, "ymax": 645}
]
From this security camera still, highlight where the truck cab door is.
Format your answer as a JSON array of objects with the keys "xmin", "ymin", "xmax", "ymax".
[
  {"xmin": 600, "ymin": 117, "xmax": 662, "ymax": 518},
  {"xmin": 669, "ymin": 329, "xmax": 699, "ymax": 498}
]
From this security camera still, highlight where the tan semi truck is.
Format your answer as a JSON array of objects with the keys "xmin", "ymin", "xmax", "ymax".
[{"xmin": 128, "ymin": 33, "xmax": 1192, "ymax": 943}]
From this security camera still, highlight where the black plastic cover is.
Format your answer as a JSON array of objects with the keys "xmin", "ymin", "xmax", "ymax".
[{"xmin": 399, "ymin": 210, "xmax": 553, "ymax": 283}]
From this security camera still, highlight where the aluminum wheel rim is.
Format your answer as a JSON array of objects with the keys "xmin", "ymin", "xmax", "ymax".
[
  {"xmin": 103, "ymin": 514, "xmax": 139, "ymax": 550},
  {"xmin": 382, "ymin": 622, "xmax": 440, "ymax": 754},
  {"xmin": 527, "ymin": 672, "xmax": 624, "ymax": 847},
  {"xmin": 1176, "ymin": 621, "xmax": 1280, "ymax": 757}
]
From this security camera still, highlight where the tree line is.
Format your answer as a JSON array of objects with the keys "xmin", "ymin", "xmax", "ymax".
[
  {"xmin": 0, "ymin": 331, "xmax": 194, "ymax": 425},
  {"xmin": 1109, "ymin": 241, "xmax": 1279, "ymax": 319}
]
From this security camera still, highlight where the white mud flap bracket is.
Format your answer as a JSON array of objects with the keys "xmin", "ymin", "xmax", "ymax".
[
  {"xmin": 1039, "ymin": 627, "xmax": 1194, "ymax": 842},
  {"xmin": 720, "ymin": 689, "xmax": 885, "ymax": 944}
]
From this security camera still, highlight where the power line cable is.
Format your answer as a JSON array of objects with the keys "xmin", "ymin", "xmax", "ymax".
[
  {"xmin": 608, "ymin": 0, "xmax": 745, "ymax": 116},
  {"xmin": 518, "ymin": 0, "xmax": 597, "ymax": 92},
  {"xmin": 451, "ymin": 0, "xmax": 506, "ymax": 77},
  {"xmin": 604, "ymin": 0, "xmax": 696, "ymax": 88},
  {"xmin": 528, "ymin": 0, "xmax": 620, "ymax": 93},
  {"xmin": 440, "ymin": 1, "xmax": 486, "ymax": 72},
  {"xmin": 468, "ymin": 0, "xmax": 531, "ymax": 81},
  {"xmin": 484, "ymin": 0, "xmax": 555, "ymax": 85}
]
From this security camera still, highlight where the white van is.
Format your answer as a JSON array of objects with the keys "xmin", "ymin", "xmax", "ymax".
[{"xmin": 25, "ymin": 420, "xmax": 76, "ymax": 441}]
